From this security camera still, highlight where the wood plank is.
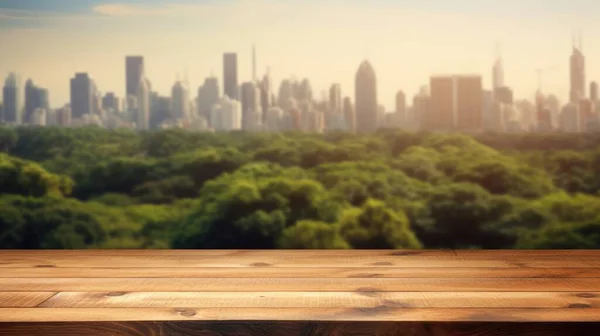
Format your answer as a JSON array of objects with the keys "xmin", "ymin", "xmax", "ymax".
[
  {"xmin": 2, "ymin": 249, "xmax": 600, "ymax": 256},
  {"xmin": 0, "ymin": 250, "xmax": 457, "ymax": 256},
  {"xmin": 2, "ymin": 255, "xmax": 600, "ymax": 268},
  {"xmin": 1, "ymin": 321, "xmax": 598, "ymax": 336},
  {"xmin": 35, "ymin": 291, "xmax": 600, "ymax": 309},
  {"xmin": 1, "ymin": 307, "xmax": 600, "ymax": 322},
  {"xmin": 0, "ymin": 293, "xmax": 56, "ymax": 308},
  {"xmin": 1, "ymin": 278, "xmax": 599, "ymax": 292},
  {"xmin": 4, "ymin": 267, "xmax": 600, "ymax": 278}
]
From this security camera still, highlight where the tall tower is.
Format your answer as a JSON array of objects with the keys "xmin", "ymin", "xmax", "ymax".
[
  {"xmin": 492, "ymin": 43, "xmax": 504, "ymax": 90},
  {"xmin": 137, "ymin": 76, "xmax": 150, "ymax": 130},
  {"xmin": 223, "ymin": 53, "xmax": 238, "ymax": 100},
  {"xmin": 354, "ymin": 60, "xmax": 378, "ymax": 133},
  {"xmin": 570, "ymin": 32, "xmax": 585, "ymax": 103},
  {"xmin": 70, "ymin": 73, "xmax": 93, "ymax": 119},
  {"xmin": 590, "ymin": 81, "xmax": 598, "ymax": 102},
  {"xmin": 2, "ymin": 73, "xmax": 21, "ymax": 124},
  {"xmin": 126, "ymin": 56, "xmax": 144, "ymax": 98}
]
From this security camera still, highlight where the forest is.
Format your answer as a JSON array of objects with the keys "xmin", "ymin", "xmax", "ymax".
[{"xmin": 1, "ymin": 126, "xmax": 600, "ymax": 249}]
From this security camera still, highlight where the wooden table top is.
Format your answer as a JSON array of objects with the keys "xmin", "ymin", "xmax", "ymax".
[{"xmin": 1, "ymin": 249, "xmax": 600, "ymax": 323}]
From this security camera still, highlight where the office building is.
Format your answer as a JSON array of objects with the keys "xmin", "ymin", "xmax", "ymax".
[
  {"xmin": 355, "ymin": 60, "xmax": 378, "ymax": 133},
  {"xmin": 591, "ymin": 81, "xmax": 598, "ymax": 102},
  {"xmin": 494, "ymin": 86, "xmax": 513, "ymax": 105},
  {"xmin": 70, "ymin": 73, "xmax": 93, "ymax": 119},
  {"xmin": 259, "ymin": 73, "xmax": 272, "ymax": 124},
  {"xmin": 395, "ymin": 90, "xmax": 407, "ymax": 126},
  {"xmin": 492, "ymin": 47, "xmax": 504, "ymax": 90},
  {"xmin": 455, "ymin": 76, "xmax": 483, "ymax": 132},
  {"xmin": 264, "ymin": 107, "xmax": 283, "ymax": 131},
  {"xmin": 570, "ymin": 36, "xmax": 585, "ymax": 103},
  {"xmin": 427, "ymin": 75, "xmax": 482, "ymax": 132},
  {"xmin": 210, "ymin": 96, "xmax": 241, "ymax": 131},
  {"xmin": 24, "ymin": 80, "xmax": 48, "ymax": 124},
  {"xmin": 427, "ymin": 76, "xmax": 455, "ymax": 131},
  {"xmin": 413, "ymin": 87, "xmax": 430, "ymax": 130},
  {"xmin": 197, "ymin": 77, "xmax": 219, "ymax": 123},
  {"xmin": 102, "ymin": 93, "xmax": 120, "ymax": 112},
  {"xmin": 343, "ymin": 97, "xmax": 355, "ymax": 132},
  {"xmin": 2, "ymin": 73, "xmax": 21, "ymax": 124},
  {"xmin": 223, "ymin": 53, "xmax": 238, "ymax": 100},
  {"xmin": 55, "ymin": 106, "xmax": 71, "ymax": 127},
  {"xmin": 137, "ymin": 77, "xmax": 150, "ymax": 130},
  {"xmin": 31, "ymin": 108, "xmax": 47, "ymax": 126},
  {"xmin": 240, "ymin": 81, "xmax": 262, "ymax": 130},
  {"xmin": 579, "ymin": 99, "xmax": 594, "ymax": 131},
  {"xmin": 126, "ymin": 56, "xmax": 144, "ymax": 98},
  {"xmin": 278, "ymin": 80, "xmax": 294, "ymax": 111},
  {"xmin": 327, "ymin": 84, "xmax": 343, "ymax": 130},
  {"xmin": 560, "ymin": 102, "xmax": 580, "ymax": 132},
  {"xmin": 150, "ymin": 94, "xmax": 171, "ymax": 129},
  {"xmin": 171, "ymin": 80, "xmax": 190, "ymax": 120}
]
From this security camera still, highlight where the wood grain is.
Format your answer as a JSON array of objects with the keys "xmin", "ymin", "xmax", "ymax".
[
  {"xmin": 1, "ymin": 250, "xmax": 599, "ymax": 327},
  {"xmin": 2, "ymin": 255, "xmax": 600, "ymax": 268},
  {"xmin": 2, "ymin": 249, "xmax": 599, "ymax": 256},
  {"xmin": 2, "ymin": 278, "xmax": 600, "ymax": 292},
  {"xmin": 0, "ymin": 293, "xmax": 56, "ymax": 308},
  {"xmin": 1, "ymin": 321, "xmax": 597, "ymax": 336},
  {"xmin": 3, "ymin": 267, "xmax": 600, "ymax": 278},
  {"xmin": 2, "ymin": 307, "xmax": 600, "ymax": 322},
  {"xmin": 35, "ymin": 291, "xmax": 600, "ymax": 309}
]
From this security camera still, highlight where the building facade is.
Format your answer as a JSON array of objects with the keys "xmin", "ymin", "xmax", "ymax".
[
  {"xmin": 223, "ymin": 53, "xmax": 238, "ymax": 100},
  {"xmin": 354, "ymin": 61, "xmax": 378, "ymax": 133},
  {"xmin": 70, "ymin": 73, "xmax": 93, "ymax": 119}
]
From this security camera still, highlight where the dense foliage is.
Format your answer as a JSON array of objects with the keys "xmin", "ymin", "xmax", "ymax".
[{"xmin": 1, "ymin": 126, "xmax": 600, "ymax": 249}]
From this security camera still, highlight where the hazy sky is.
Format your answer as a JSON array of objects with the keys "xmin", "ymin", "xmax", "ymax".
[{"xmin": 1, "ymin": 0, "xmax": 599, "ymax": 110}]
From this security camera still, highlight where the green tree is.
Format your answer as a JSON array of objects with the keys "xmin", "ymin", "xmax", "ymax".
[{"xmin": 339, "ymin": 199, "xmax": 421, "ymax": 249}]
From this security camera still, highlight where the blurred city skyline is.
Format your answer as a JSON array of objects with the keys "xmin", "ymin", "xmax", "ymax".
[{"xmin": 1, "ymin": 0, "xmax": 599, "ymax": 110}]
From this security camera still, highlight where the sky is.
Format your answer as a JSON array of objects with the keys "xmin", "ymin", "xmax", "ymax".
[{"xmin": 0, "ymin": 0, "xmax": 599, "ymax": 110}]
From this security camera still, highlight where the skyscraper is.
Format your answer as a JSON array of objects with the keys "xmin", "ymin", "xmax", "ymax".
[
  {"xmin": 492, "ymin": 46, "xmax": 504, "ymax": 90},
  {"xmin": 102, "ymin": 93, "xmax": 120, "ymax": 112},
  {"xmin": 355, "ymin": 60, "xmax": 378, "ymax": 133},
  {"xmin": 2, "ymin": 73, "xmax": 21, "ymax": 124},
  {"xmin": 126, "ymin": 56, "xmax": 144, "ymax": 98},
  {"xmin": 343, "ymin": 97, "xmax": 355, "ymax": 132},
  {"xmin": 260, "ymin": 72, "xmax": 272, "ymax": 123},
  {"xmin": 428, "ymin": 76, "xmax": 455, "ymax": 131},
  {"xmin": 590, "ymin": 81, "xmax": 598, "ymax": 102},
  {"xmin": 455, "ymin": 76, "xmax": 483, "ymax": 132},
  {"xmin": 395, "ymin": 90, "xmax": 407, "ymax": 125},
  {"xmin": 137, "ymin": 77, "xmax": 150, "ymax": 130},
  {"xmin": 223, "ymin": 53, "xmax": 238, "ymax": 100},
  {"xmin": 24, "ymin": 79, "xmax": 46, "ymax": 124},
  {"xmin": 329, "ymin": 84, "xmax": 342, "ymax": 115},
  {"xmin": 210, "ymin": 96, "xmax": 242, "ymax": 131},
  {"xmin": 328, "ymin": 83, "xmax": 343, "ymax": 130},
  {"xmin": 171, "ymin": 80, "xmax": 190, "ymax": 120},
  {"xmin": 70, "ymin": 73, "xmax": 93, "ymax": 119},
  {"xmin": 278, "ymin": 80, "xmax": 294, "ymax": 111},
  {"xmin": 197, "ymin": 77, "xmax": 220, "ymax": 123},
  {"xmin": 494, "ymin": 86, "xmax": 514, "ymax": 105},
  {"xmin": 428, "ymin": 75, "xmax": 482, "ymax": 132},
  {"xmin": 570, "ymin": 35, "xmax": 585, "ymax": 103},
  {"xmin": 240, "ymin": 81, "xmax": 261, "ymax": 130}
]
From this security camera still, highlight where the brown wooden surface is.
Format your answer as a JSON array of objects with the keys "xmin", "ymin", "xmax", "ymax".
[
  {"xmin": 0, "ymin": 322, "xmax": 598, "ymax": 336},
  {"xmin": 1, "ymin": 250, "xmax": 599, "ymax": 330}
]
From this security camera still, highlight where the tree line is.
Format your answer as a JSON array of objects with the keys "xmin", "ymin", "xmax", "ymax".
[{"xmin": 1, "ymin": 126, "xmax": 600, "ymax": 249}]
